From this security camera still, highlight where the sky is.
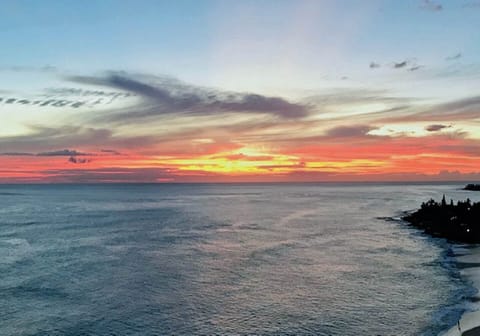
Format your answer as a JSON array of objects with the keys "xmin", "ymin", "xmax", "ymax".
[{"xmin": 0, "ymin": 0, "xmax": 479, "ymax": 183}]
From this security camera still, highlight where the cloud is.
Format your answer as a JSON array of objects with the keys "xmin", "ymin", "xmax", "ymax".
[
  {"xmin": 68, "ymin": 156, "xmax": 90, "ymax": 164},
  {"xmin": 100, "ymin": 149, "xmax": 122, "ymax": 155},
  {"xmin": 67, "ymin": 72, "xmax": 310, "ymax": 121},
  {"xmin": 369, "ymin": 62, "xmax": 381, "ymax": 69},
  {"xmin": 1, "ymin": 148, "xmax": 94, "ymax": 158},
  {"xmin": 0, "ymin": 126, "xmax": 114, "ymax": 153},
  {"xmin": 425, "ymin": 96, "xmax": 480, "ymax": 120},
  {"xmin": 445, "ymin": 53, "xmax": 462, "ymax": 61},
  {"xmin": 0, "ymin": 86, "xmax": 134, "ymax": 110},
  {"xmin": 393, "ymin": 61, "xmax": 408, "ymax": 69},
  {"xmin": 37, "ymin": 149, "xmax": 92, "ymax": 156},
  {"xmin": 325, "ymin": 125, "xmax": 376, "ymax": 138},
  {"xmin": 388, "ymin": 59, "xmax": 422, "ymax": 70},
  {"xmin": 0, "ymin": 65, "xmax": 57, "ymax": 73},
  {"xmin": 408, "ymin": 65, "xmax": 423, "ymax": 71},
  {"xmin": 425, "ymin": 124, "xmax": 451, "ymax": 132},
  {"xmin": 0, "ymin": 152, "xmax": 35, "ymax": 156},
  {"xmin": 376, "ymin": 95, "xmax": 480, "ymax": 122},
  {"xmin": 462, "ymin": 1, "xmax": 480, "ymax": 8},
  {"xmin": 420, "ymin": 0, "xmax": 443, "ymax": 11},
  {"xmin": 304, "ymin": 88, "xmax": 412, "ymax": 106}
]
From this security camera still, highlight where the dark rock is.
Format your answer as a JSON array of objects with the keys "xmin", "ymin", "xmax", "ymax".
[
  {"xmin": 464, "ymin": 184, "xmax": 480, "ymax": 191},
  {"xmin": 402, "ymin": 195, "xmax": 480, "ymax": 243}
]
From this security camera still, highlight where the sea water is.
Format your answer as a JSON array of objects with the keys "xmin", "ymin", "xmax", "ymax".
[{"xmin": 0, "ymin": 183, "xmax": 478, "ymax": 335}]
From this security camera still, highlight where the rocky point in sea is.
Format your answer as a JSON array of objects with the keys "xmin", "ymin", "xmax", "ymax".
[
  {"xmin": 463, "ymin": 184, "xmax": 480, "ymax": 191},
  {"xmin": 402, "ymin": 195, "xmax": 480, "ymax": 244}
]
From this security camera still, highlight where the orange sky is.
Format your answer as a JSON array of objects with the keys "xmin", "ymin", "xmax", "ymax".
[
  {"xmin": 1, "ymin": 114, "xmax": 479, "ymax": 182},
  {"xmin": 1, "ymin": 2, "xmax": 479, "ymax": 183}
]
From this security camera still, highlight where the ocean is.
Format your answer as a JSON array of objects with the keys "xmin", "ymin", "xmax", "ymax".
[{"xmin": 0, "ymin": 183, "xmax": 478, "ymax": 336}]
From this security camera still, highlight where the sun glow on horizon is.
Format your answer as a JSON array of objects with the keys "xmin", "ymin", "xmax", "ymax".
[{"xmin": 0, "ymin": 1, "xmax": 479, "ymax": 183}]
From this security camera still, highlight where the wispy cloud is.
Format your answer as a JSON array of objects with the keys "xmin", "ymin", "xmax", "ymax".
[
  {"xmin": 68, "ymin": 156, "xmax": 90, "ymax": 164},
  {"xmin": 0, "ymin": 126, "xmax": 114, "ymax": 153},
  {"xmin": 393, "ymin": 61, "xmax": 408, "ymax": 69},
  {"xmin": 425, "ymin": 124, "xmax": 451, "ymax": 132},
  {"xmin": 445, "ymin": 53, "xmax": 462, "ymax": 61},
  {"xmin": 325, "ymin": 125, "xmax": 376, "ymax": 138},
  {"xmin": 462, "ymin": 1, "xmax": 480, "ymax": 8},
  {"xmin": 67, "ymin": 72, "xmax": 310, "ymax": 121},
  {"xmin": 0, "ymin": 65, "xmax": 57, "ymax": 73},
  {"xmin": 376, "ymin": 95, "xmax": 480, "ymax": 122},
  {"xmin": 37, "ymin": 149, "xmax": 92, "ymax": 156},
  {"xmin": 100, "ymin": 149, "xmax": 122, "ymax": 155},
  {"xmin": 420, "ymin": 0, "xmax": 443, "ymax": 12},
  {"xmin": 1, "ymin": 148, "xmax": 93, "ymax": 157},
  {"xmin": 408, "ymin": 65, "xmax": 423, "ymax": 71}
]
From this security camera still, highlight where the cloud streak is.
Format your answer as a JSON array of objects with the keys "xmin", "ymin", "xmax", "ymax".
[
  {"xmin": 1, "ymin": 67, "xmax": 479, "ymax": 183},
  {"xmin": 67, "ymin": 72, "xmax": 310, "ymax": 122},
  {"xmin": 425, "ymin": 124, "xmax": 451, "ymax": 132},
  {"xmin": 446, "ymin": 53, "xmax": 462, "ymax": 61},
  {"xmin": 1, "ymin": 148, "xmax": 93, "ymax": 157},
  {"xmin": 420, "ymin": 0, "xmax": 443, "ymax": 12},
  {"xmin": 68, "ymin": 156, "xmax": 90, "ymax": 164}
]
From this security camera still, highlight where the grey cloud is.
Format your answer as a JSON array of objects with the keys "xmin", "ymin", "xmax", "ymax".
[
  {"xmin": 0, "ymin": 124, "xmax": 157, "ymax": 154},
  {"xmin": 420, "ymin": 0, "xmax": 443, "ymax": 11},
  {"xmin": 463, "ymin": 1, "xmax": 480, "ymax": 8},
  {"xmin": 68, "ymin": 156, "xmax": 90, "ymax": 164},
  {"xmin": 67, "ymin": 72, "xmax": 310, "ymax": 121},
  {"xmin": 1, "ymin": 149, "xmax": 93, "ymax": 157},
  {"xmin": 325, "ymin": 125, "xmax": 376, "ymax": 138},
  {"xmin": 38, "ymin": 149, "xmax": 92, "ymax": 156},
  {"xmin": 0, "ymin": 96, "xmax": 87, "ymax": 109},
  {"xmin": 304, "ymin": 88, "xmax": 412, "ymax": 106},
  {"xmin": 425, "ymin": 124, "xmax": 451, "ymax": 132},
  {"xmin": 446, "ymin": 53, "xmax": 462, "ymax": 61},
  {"xmin": 0, "ymin": 65, "xmax": 57, "ymax": 73},
  {"xmin": 394, "ymin": 61, "xmax": 408, "ymax": 69},
  {"xmin": 0, "ymin": 152, "xmax": 35, "ymax": 156},
  {"xmin": 377, "ymin": 95, "xmax": 480, "ymax": 122},
  {"xmin": 431, "ymin": 96, "xmax": 480, "ymax": 119},
  {"xmin": 369, "ymin": 59, "xmax": 420, "ymax": 71},
  {"xmin": 100, "ymin": 149, "xmax": 122, "ymax": 155},
  {"xmin": 409, "ymin": 65, "xmax": 423, "ymax": 71},
  {"xmin": 0, "ymin": 86, "xmax": 133, "ymax": 110},
  {"xmin": 0, "ymin": 126, "xmax": 112, "ymax": 153},
  {"xmin": 45, "ymin": 87, "xmax": 132, "ymax": 98}
]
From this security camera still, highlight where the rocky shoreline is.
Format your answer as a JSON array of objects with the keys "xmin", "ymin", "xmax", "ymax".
[
  {"xmin": 463, "ymin": 184, "xmax": 480, "ymax": 192},
  {"xmin": 402, "ymin": 196, "xmax": 479, "ymax": 244}
]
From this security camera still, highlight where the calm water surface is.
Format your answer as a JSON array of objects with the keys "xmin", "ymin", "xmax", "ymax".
[{"xmin": 1, "ymin": 183, "xmax": 478, "ymax": 335}]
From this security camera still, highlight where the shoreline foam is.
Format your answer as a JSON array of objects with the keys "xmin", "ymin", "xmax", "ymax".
[{"xmin": 441, "ymin": 245, "xmax": 480, "ymax": 336}]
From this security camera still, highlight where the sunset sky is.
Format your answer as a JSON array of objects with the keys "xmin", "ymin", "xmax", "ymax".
[{"xmin": 1, "ymin": 0, "xmax": 479, "ymax": 183}]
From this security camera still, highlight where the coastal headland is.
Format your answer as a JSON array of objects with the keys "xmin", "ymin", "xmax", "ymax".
[{"xmin": 403, "ymin": 195, "xmax": 480, "ymax": 336}]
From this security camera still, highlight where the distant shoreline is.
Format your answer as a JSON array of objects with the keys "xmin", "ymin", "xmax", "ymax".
[
  {"xmin": 464, "ymin": 184, "xmax": 480, "ymax": 191},
  {"xmin": 0, "ymin": 180, "xmax": 478, "ymax": 186}
]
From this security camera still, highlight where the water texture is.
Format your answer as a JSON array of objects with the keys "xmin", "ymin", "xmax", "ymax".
[{"xmin": 0, "ymin": 183, "xmax": 478, "ymax": 336}]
